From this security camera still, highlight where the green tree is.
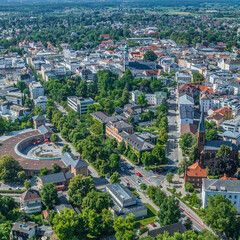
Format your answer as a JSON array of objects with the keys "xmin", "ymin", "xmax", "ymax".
[
  {"xmin": 140, "ymin": 183, "xmax": 147, "ymax": 190},
  {"xmin": 34, "ymin": 106, "xmax": 44, "ymax": 116},
  {"xmin": 90, "ymin": 123, "xmax": 103, "ymax": 135},
  {"xmin": 184, "ymin": 218, "xmax": 192, "ymax": 230},
  {"xmin": 152, "ymin": 144, "xmax": 166, "ymax": 164},
  {"xmin": 0, "ymin": 155, "xmax": 22, "ymax": 182},
  {"xmin": 203, "ymin": 194, "xmax": 238, "ymax": 238},
  {"xmin": 157, "ymin": 197, "xmax": 180, "ymax": 227},
  {"xmin": 50, "ymin": 133, "xmax": 59, "ymax": 142},
  {"xmin": 39, "ymin": 167, "xmax": 49, "ymax": 176},
  {"xmin": 192, "ymin": 72, "xmax": 204, "ymax": 83},
  {"xmin": 41, "ymin": 183, "xmax": 58, "ymax": 210},
  {"xmin": 17, "ymin": 171, "xmax": 26, "ymax": 183},
  {"xmin": 141, "ymin": 151, "xmax": 154, "ymax": 167},
  {"xmin": 179, "ymin": 157, "xmax": 192, "ymax": 176},
  {"xmin": 185, "ymin": 182, "xmax": 194, "ymax": 192},
  {"xmin": 205, "ymin": 129, "xmax": 218, "ymax": 141},
  {"xmin": 52, "ymin": 163, "xmax": 61, "ymax": 174},
  {"xmin": 216, "ymin": 145, "xmax": 231, "ymax": 158},
  {"xmin": 76, "ymin": 79, "xmax": 88, "ymax": 98},
  {"xmin": 68, "ymin": 174, "xmax": 95, "ymax": 206},
  {"xmin": 16, "ymin": 81, "xmax": 27, "ymax": 92},
  {"xmin": 137, "ymin": 93, "xmax": 148, "ymax": 108},
  {"xmin": 53, "ymin": 208, "xmax": 86, "ymax": 240},
  {"xmin": 24, "ymin": 179, "xmax": 31, "ymax": 190},
  {"xmin": 62, "ymin": 144, "xmax": 71, "ymax": 154},
  {"xmin": 82, "ymin": 189, "xmax": 113, "ymax": 213},
  {"xmin": 118, "ymin": 140, "xmax": 126, "ymax": 154},
  {"xmin": 110, "ymin": 171, "xmax": 121, "ymax": 184},
  {"xmin": 143, "ymin": 51, "xmax": 158, "ymax": 61},
  {"xmin": 179, "ymin": 133, "xmax": 192, "ymax": 153},
  {"xmin": 166, "ymin": 172, "xmax": 174, "ymax": 186},
  {"xmin": 113, "ymin": 213, "xmax": 136, "ymax": 240}
]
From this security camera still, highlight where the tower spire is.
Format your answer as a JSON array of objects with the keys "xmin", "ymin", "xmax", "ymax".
[{"xmin": 198, "ymin": 108, "xmax": 205, "ymax": 133}]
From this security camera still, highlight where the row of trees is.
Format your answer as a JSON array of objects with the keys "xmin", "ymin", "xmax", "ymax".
[{"xmin": 147, "ymin": 186, "xmax": 180, "ymax": 226}]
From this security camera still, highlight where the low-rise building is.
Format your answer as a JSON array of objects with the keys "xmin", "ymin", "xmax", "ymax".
[
  {"xmin": 67, "ymin": 96, "xmax": 93, "ymax": 117},
  {"xmin": 220, "ymin": 131, "xmax": 240, "ymax": 147},
  {"xmin": 202, "ymin": 179, "xmax": 240, "ymax": 213},
  {"xmin": 106, "ymin": 121, "xmax": 134, "ymax": 143},
  {"xmin": 29, "ymin": 81, "xmax": 44, "ymax": 100},
  {"xmin": 221, "ymin": 116, "xmax": 240, "ymax": 132},
  {"xmin": 32, "ymin": 115, "xmax": 46, "ymax": 129},
  {"xmin": 132, "ymin": 90, "xmax": 167, "ymax": 106},
  {"xmin": 11, "ymin": 221, "xmax": 54, "ymax": 240},
  {"xmin": 20, "ymin": 189, "xmax": 42, "ymax": 214},
  {"xmin": 184, "ymin": 162, "xmax": 207, "ymax": 188},
  {"xmin": 106, "ymin": 183, "xmax": 147, "ymax": 219},
  {"xmin": 5, "ymin": 92, "xmax": 25, "ymax": 105},
  {"xmin": 34, "ymin": 96, "xmax": 48, "ymax": 112}
]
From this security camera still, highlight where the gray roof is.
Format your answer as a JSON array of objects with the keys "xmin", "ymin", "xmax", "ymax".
[
  {"xmin": 54, "ymin": 193, "xmax": 76, "ymax": 213},
  {"xmin": 126, "ymin": 61, "xmax": 162, "ymax": 70},
  {"xmin": 179, "ymin": 94, "xmax": 194, "ymax": 105},
  {"xmin": 32, "ymin": 115, "xmax": 46, "ymax": 121},
  {"xmin": 21, "ymin": 189, "xmax": 41, "ymax": 202},
  {"xmin": 204, "ymin": 140, "xmax": 238, "ymax": 151},
  {"xmin": 40, "ymin": 172, "xmax": 66, "ymax": 185},
  {"xmin": 142, "ymin": 222, "xmax": 187, "ymax": 238},
  {"xmin": 220, "ymin": 131, "xmax": 240, "ymax": 139},
  {"xmin": 107, "ymin": 120, "xmax": 133, "ymax": 130},
  {"xmin": 119, "ymin": 131, "xmax": 155, "ymax": 152},
  {"xmin": 61, "ymin": 152, "xmax": 89, "ymax": 169},
  {"xmin": 12, "ymin": 221, "xmax": 37, "ymax": 234},
  {"xmin": 38, "ymin": 125, "xmax": 53, "ymax": 135},
  {"xmin": 203, "ymin": 178, "xmax": 240, "ymax": 193},
  {"xmin": 107, "ymin": 183, "xmax": 136, "ymax": 206},
  {"xmin": 180, "ymin": 105, "xmax": 194, "ymax": 120},
  {"xmin": 91, "ymin": 111, "xmax": 127, "ymax": 124}
]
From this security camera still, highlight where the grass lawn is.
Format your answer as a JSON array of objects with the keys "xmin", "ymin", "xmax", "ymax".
[{"xmin": 136, "ymin": 203, "xmax": 158, "ymax": 227}]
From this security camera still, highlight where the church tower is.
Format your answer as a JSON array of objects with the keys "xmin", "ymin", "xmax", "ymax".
[
  {"xmin": 124, "ymin": 45, "xmax": 129, "ymax": 71},
  {"xmin": 197, "ymin": 108, "xmax": 205, "ymax": 153}
]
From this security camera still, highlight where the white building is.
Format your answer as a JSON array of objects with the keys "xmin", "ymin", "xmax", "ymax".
[
  {"xmin": 67, "ymin": 96, "xmax": 93, "ymax": 117},
  {"xmin": 29, "ymin": 81, "xmax": 44, "ymax": 99},
  {"xmin": 34, "ymin": 96, "xmax": 48, "ymax": 112},
  {"xmin": 132, "ymin": 90, "xmax": 167, "ymax": 106},
  {"xmin": 200, "ymin": 93, "xmax": 214, "ymax": 113},
  {"xmin": 221, "ymin": 116, "xmax": 240, "ymax": 133},
  {"xmin": 202, "ymin": 179, "xmax": 240, "ymax": 213}
]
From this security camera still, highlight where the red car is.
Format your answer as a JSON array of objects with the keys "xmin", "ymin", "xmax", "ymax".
[
  {"xmin": 150, "ymin": 223, "xmax": 155, "ymax": 227},
  {"xmin": 56, "ymin": 185, "xmax": 65, "ymax": 191},
  {"xmin": 136, "ymin": 172, "xmax": 142, "ymax": 177}
]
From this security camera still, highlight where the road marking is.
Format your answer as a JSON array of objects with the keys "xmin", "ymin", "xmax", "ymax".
[
  {"xmin": 179, "ymin": 206, "xmax": 206, "ymax": 230},
  {"xmin": 124, "ymin": 178, "xmax": 133, "ymax": 186},
  {"xmin": 134, "ymin": 169, "xmax": 152, "ymax": 185}
]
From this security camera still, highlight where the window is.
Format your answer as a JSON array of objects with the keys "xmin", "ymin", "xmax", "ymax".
[
  {"xmin": 229, "ymin": 195, "xmax": 232, "ymax": 199},
  {"xmin": 197, "ymin": 183, "xmax": 199, "ymax": 186},
  {"xmin": 234, "ymin": 202, "xmax": 236, "ymax": 205},
  {"xmin": 235, "ymin": 195, "xmax": 237, "ymax": 199},
  {"xmin": 197, "ymin": 178, "xmax": 199, "ymax": 182}
]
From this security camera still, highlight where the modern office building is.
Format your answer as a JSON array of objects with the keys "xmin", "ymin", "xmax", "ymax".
[
  {"xmin": 29, "ymin": 81, "xmax": 44, "ymax": 99},
  {"xmin": 67, "ymin": 96, "xmax": 93, "ymax": 117}
]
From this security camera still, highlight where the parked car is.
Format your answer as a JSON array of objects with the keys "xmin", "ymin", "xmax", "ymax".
[{"xmin": 150, "ymin": 223, "xmax": 155, "ymax": 227}]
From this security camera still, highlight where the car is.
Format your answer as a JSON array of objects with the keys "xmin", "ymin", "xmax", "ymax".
[
  {"xmin": 171, "ymin": 168, "xmax": 176, "ymax": 172},
  {"xmin": 175, "ymin": 159, "xmax": 178, "ymax": 162},
  {"xmin": 157, "ymin": 170, "xmax": 162, "ymax": 174},
  {"xmin": 16, "ymin": 187, "xmax": 21, "ymax": 190},
  {"xmin": 8, "ymin": 188, "xmax": 12, "ymax": 190},
  {"xmin": 150, "ymin": 223, "xmax": 155, "ymax": 227},
  {"xmin": 136, "ymin": 172, "xmax": 142, "ymax": 177},
  {"xmin": 163, "ymin": 167, "xmax": 167, "ymax": 172},
  {"xmin": 137, "ymin": 180, "xmax": 141, "ymax": 185},
  {"xmin": 126, "ymin": 164, "xmax": 132, "ymax": 169}
]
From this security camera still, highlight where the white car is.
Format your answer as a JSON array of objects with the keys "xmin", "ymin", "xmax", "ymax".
[{"xmin": 137, "ymin": 180, "xmax": 141, "ymax": 185}]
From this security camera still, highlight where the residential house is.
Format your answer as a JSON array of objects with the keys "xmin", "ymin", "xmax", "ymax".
[
  {"xmin": 20, "ymin": 189, "xmax": 42, "ymax": 214},
  {"xmin": 34, "ymin": 96, "xmax": 48, "ymax": 112},
  {"xmin": 220, "ymin": 131, "xmax": 240, "ymax": 147},
  {"xmin": 221, "ymin": 116, "xmax": 240, "ymax": 132},
  {"xmin": 106, "ymin": 121, "xmax": 134, "ymax": 143},
  {"xmin": 202, "ymin": 179, "xmax": 240, "ymax": 213},
  {"xmin": 123, "ymin": 103, "xmax": 142, "ymax": 123},
  {"xmin": 200, "ymin": 92, "xmax": 214, "ymax": 113},
  {"xmin": 11, "ymin": 221, "xmax": 54, "ymax": 240},
  {"xmin": 180, "ymin": 123, "xmax": 197, "ymax": 137},
  {"xmin": 179, "ymin": 105, "xmax": 194, "ymax": 125}
]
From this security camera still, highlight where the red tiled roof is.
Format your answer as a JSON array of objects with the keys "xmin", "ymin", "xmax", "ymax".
[
  {"xmin": 186, "ymin": 162, "xmax": 207, "ymax": 178},
  {"xmin": 219, "ymin": 173, "xmax": 237, "ymax": 180}
]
